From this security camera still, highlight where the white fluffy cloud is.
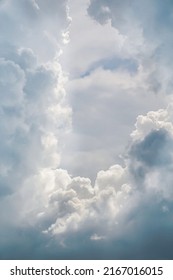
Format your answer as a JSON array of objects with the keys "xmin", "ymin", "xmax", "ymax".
[{"xmin": 0, "ymin": 0, "xmax": 71, "ymax": 227}]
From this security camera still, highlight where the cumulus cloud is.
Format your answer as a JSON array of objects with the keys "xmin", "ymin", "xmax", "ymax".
[
  {"xmin": 2, "ymin": 101, "xmax": 173, "ymax": 259},
  {"xmin": 27, "ymin": 105, "xmax": 173, "ymax": 260},
  {"xmin": 2, "ymin": 105, "xmax": 169, "ymax": 260},
  {"xmin": 0, "ymin": 0, "xmax": 72, "ymax": 245}
]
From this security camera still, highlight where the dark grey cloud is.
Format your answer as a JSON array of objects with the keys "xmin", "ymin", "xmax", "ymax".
[
  {"xmin": 128, "ymin": 128, "xmax": 173, "ymax": 194},
  {"xmin": 130, "ymin": 129, "xmax": 173, "ymax": 168},
  {"xmin": 1, "ymin": 195, "xmax": 173, "ymax": 260}
]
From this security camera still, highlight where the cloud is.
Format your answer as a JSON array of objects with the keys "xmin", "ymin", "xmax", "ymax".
[
  {"xmin": 0, "ymin": 0, "xmax": 72, "ymax": 249},
  {"xmin": 61, "ymin": 0, "xmax": 168, "ymax": 180},
  {"xmin": 88, "ymin": 0, "xmax": 173, "ymax": 95},
  {"xmin": 62, "ymin": 64, "xmax": 165, "ymax": 180},
  {"xmin": 128, "ymin": 107, "xmax": 173, "ymax": 200},
  {"xmin": 0, "ymin": 0, "xmax": 70, "ymax": 61},
  {"xmin": 2, "ymin": 105, "xmax": 173, "ymax": 259},
  {"xmin": 1, "ymin": 0, "xmax": 173, "ymax": 260},
  {"xmin": 28, "ymin": 105, "xmax": 173, "ymax": 259}
]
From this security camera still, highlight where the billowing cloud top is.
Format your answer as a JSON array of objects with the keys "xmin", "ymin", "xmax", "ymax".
[{"xmin": 1, "ymin": 0, "xmax": 173, "ymax": 260}]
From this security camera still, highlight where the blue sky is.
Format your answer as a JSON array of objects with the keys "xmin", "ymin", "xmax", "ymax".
[{"xmin": 0, "ymin": 0, "xmax": 173, "ymax": 259}]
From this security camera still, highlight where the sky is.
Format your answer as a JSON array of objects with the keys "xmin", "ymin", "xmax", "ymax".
[{"xmin": 0, "ymin": 0, "xmax": 173, "ymax": 259}]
